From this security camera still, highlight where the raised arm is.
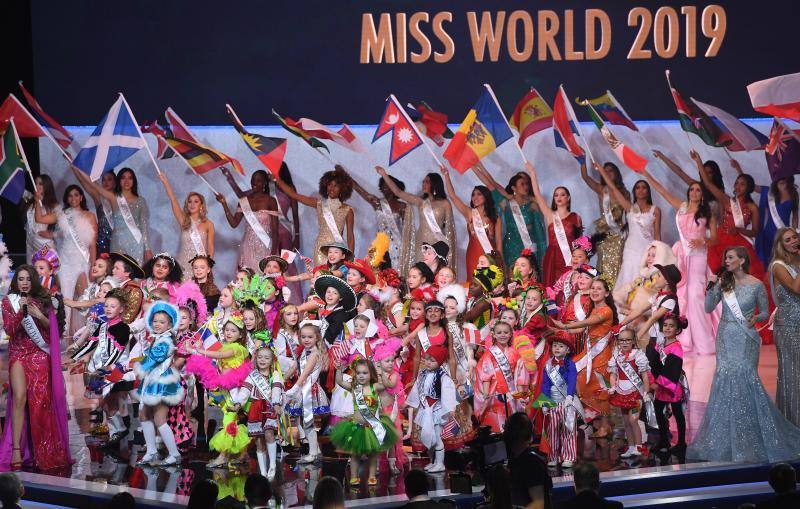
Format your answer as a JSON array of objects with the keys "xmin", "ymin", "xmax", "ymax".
[
  {"xmin": 375, "ymin": 166, "xmax": 422, "ymax": 205},
  {"xmin": 525, "ymin": 162, "xmax": 553, "ymax": 223},
  {"xmin": 349, "ymin": 174, "xmax": 381, "ymax": 209},
  {"xmin": 215, "ymin": 193, "xmax": 243, "ymax": 228},
  {"xmin": 273, "ymin": 174, "xmax": 318, "ymax": 208},
  {"xmin": 345, "ymin": 208, "xmax": 355, "ymax": 253},
  {"xmin": 580, "ymin": 162, "xmax": 604, "ymax": 196},
  {"xmin": 220, "ymin": 166, "xmax": 246, "ymax": 199},
  {"xmin": 652, "ymin": 150, "xmax": 694, "ymax": 186},
  {"xmin": 595, "ymin": 162, "xmax": 633, "ymax": 210},
  {"xmin": 440, "ymin": 166, "xmax": 471, "ymax": 219},
  {"xmin": 72, "ymin": 167, "xmax": 116, "ymax": 204},
  {"xmin": 158, "ymin": 172, "xmax": 186, "ymax": 226},
  {"xmin": 691, "ymin": 150, "xmax": 728, "ymax": 205},
  {"xmin": 641, "ymin": 168, "xmax": 683, "ymax": 211},
  {"xmin": 473, "ymin": 162, "xmax": 513, "ymax": 201},
  {"xmin": 33, "ymin": 191, "xmax": 58, "ymax": 225}
]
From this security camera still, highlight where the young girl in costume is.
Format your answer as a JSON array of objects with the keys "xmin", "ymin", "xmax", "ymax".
[
  {"xmin": 399, "ymin": 299, "xmax": 426, "ymax": 389},
  {"xmin": 498, "ymin": 306, "xmax": 519, "ymax": 330},
  {"xmin": 647, "ymin": 313, "xmax": 688, "ymax": 453},
  {"xmin": 557, "ymin": 265, "xmax": 594, "ymax": 353},
  {"xmin": 373, "ymin": 339, "xmax": 407, "ymax": 474},
  {"xmin": 618, "ymin": 263, "xmax": 681, "ymax": 349},
  {"xmin": 405, "ymin": 345, "xmax": 456, "ymax": 473},
  {"xmin": 243, "ymin": 305, "xmax": 269, "ymax": 355},
  {"xmin": 186, "ymin": 312, "xmax": 252, "ymax": 468},
  {"xmin": 233, "ymin": 346, "xmax": 284, "ymax": 480},
  {"xmin": 330, "ymin": 312, "xmax": 380, "ymax": 424},
  {"xmin": 540, "ymin": 331, "xmax": 579, "ymax": 468},
  {"xmin": 284, "ymin": 322, "xmax": 330, "ymax": 463},
  {"xmin": 313, "ymin": 275, "xmax": 358, "ymax": 348},
  {"xmin": 434, "ymin": 266, "xmax": 457, "ymax": 290},
  {"xmin": 331, "ymin": 358, "xmax": 399, "ymax": 486},
  {"xmin": 551, "ymin": 237, "xmax": 593, "ymax": 307},
  {"xmin": 273, "ymin": 304, "xmax": 300, "ymax": 377},
  {"xmin": 134, "ymin": 301, "xmax": 185, "ymax": 466},
  {"xmin": 405, "ymin": 300, "xmax": 449, "ymax": 381},
  {"xmin": 607, "ymin": 328, "xmax": 651, "ymax": 458},
  {"xmin": 475, "ymin": 321, "xmax": 529, "ymax": 433},
  {"xmin": 141, "ymin": 253, "xmax": 183, "ymax": 303},
  {"xmin": 31, "ymin": 245, "xmax": 61, "ymax": 295}
]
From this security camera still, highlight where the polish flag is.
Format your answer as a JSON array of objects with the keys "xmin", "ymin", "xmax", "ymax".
[{"xmin": 747, "ymin": 72, "xmax": 800, "ymax": 122}]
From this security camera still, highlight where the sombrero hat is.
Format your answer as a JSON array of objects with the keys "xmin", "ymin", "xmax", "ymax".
[
  {"xmin": 109, "ymin": 252, "xmax": 145, "ymax": 279},
  {"xmin": 313, "ymin": 274, "xmax": 357, "ymax": 311}
]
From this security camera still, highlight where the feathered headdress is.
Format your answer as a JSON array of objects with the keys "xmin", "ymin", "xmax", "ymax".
[
  {"xmin": 174, "ymin": 281, "xmax": 209, "ymax": 325},
  {"xmin": 411, "ymin": 285, "xmax": 437, "ymax": 303},
  {"xmin": 437, "ymin": 284, "xmax": 467, "ymax": 314},
  {"xmin": 473, "ymin": 265, "xmax": 504, "ymax": 293},
  {"xmin": 571, "ymin": 235, "xmax": 594, "ymax": 258},
  {"xmin": 233, "ymin": 274, "xmax": 276, "ymax": 307},
  {"xmin": 367, "ymin": 232, "xmax": 391, "ymax": 268}
]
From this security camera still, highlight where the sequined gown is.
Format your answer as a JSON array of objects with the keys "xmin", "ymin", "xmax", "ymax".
[
  {"xmin": 594, "ymin": 192, "xmax": 626, "ymax": 289},
  {"xmin": 771, "ymin": 263, "xmax": 800, "ymax": 426},
  {"xmin": 275, "ymin": 189, "xmax": 303, "ymax": 303},
  {"xmin": 1, "ymin": 296, "xmax": 71, "ymax": 471},
  {"xmin": 615, "ymin": 204, "xmax": 656, "ymax": 294},
  {"xmin": 496, "ymin": 194, "xmax": 547, "ymax": 274},
  {"xmin": 95, "ymin": 199, "xmax": 113, "ymax": 255},
  {"xmin": 707, "ymin": 199, "xmax": 765, "ymax": 279},
  {"xmin": 542, "ymin": 212, "xmax": 581, "ymax": 288},
  {"xmin": 688, "ymin": 282, "xmax": 800, "ymax": 463},
  {"xmin": 110, "ymin": 196, "xmax": 151, "ymax": 266},
  {"xmin": 56, "ymin": 208, "xmax": 96, "ymax": 301},
  {"xmin": 411, "ymin": 198, "xmax": 457, "ymax": 275},
  {"xmin": 177, "ymin": 219, "xmax": 209, "ymax": 278},
  {"xmin": 313, "ymin": 198, "xmax": 352, "ymax": 268},
  {"xmin": 25, "ymin": 205, "xmax": 56, "ymax": 263},
  {"xmin": 238, "ymin": 209, "xmax": 273, "ymax": 272}
]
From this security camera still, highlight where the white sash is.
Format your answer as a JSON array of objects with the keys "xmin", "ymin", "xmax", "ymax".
[
  {"xmin": 675, "ymin": 203, "xmax": 690, "ymax": 252},
  {"xmin": 572, "ymin": 294, "xmax": 587, "ymax": 321},
  {"xmin": 297, "ymin": 350, "xmax": 314, "ymax": 426},
  {"xmin": 250, "ymin": 370, "xmax": 273, "ymax": 401},
  {"xmin": 723, "ymin": 289, "xmax": 748, "ymax": 325},
  {"xmin": 116, "ymin": 195, "xmax": 142, "ymax": 243},
  {"xmin": 101, "ymin": 198, "xmax": 114, "ymax": 230},
  {"xmin": 631, "ymin": 204, "xmax": 654, "ymax": 242},
  {"xmin": 354, "ymin": 385, "xmax": 386, "ymax": 444},
  {"xmin": 602, "ymin": 189, "xmax": 624, "ymax": 235},
  {"xmin": 189, "ymin": 220, "xmax": 206, "ymax": 256},
  {"xmin": 65, "ymin": 209, "xmax": 90, "ymax": 263},
  {"xmin": 509, "ymin": 199, "xmax": 535, "ymax": 251},
  {"xmin": 574, "ymin": 331, "xmax": 612, "ymax": 383},
  {"xmin": 471, "ymin": 208, "xmax": 493, "ymax": 254},
  {"xmin": 422, "ymin": 199, "xmax": 444, "ymax": 238},
  {"xmin": 89, "ymin": 322, "xmax": 111, "ymax": 372},
  {"xmin": 767, "ymin": 191, "xmax": 788, "ymax": 230},
  {"xmin": 730, "ymin": 197, "xmax": 755, "ymax": 245},
  {"xmin": 240, "ymin": 197, "xmax": 272, "ymax": 251},
  {"xmin": 489, "ymin": 345, "xmax": 515, "ymax": 391},
  {"xmin": 769, "ymin": 260, "xmax": 798, "ymax": 303},
  {"xmin": 418, "ymin": 328, "xmax": 432, "ymax": 352},
  {"xmin": 447, "ymin": 322, "xmax": 469, "ymax": 375},
  {"xmin": 552, "ymin": 213, "xmax": 573, "ymax": 266},
  {"xmin": 534, "ymin": 338, "xmax": 547, "ymax": 360},
  {"xmin": 21, "ymin": 315, "xmax": 49, "ymax": 354},
  {"xmin": 321, "ymin": 199, "xmax": 345, "ymax": 244},
  {"xmin": 546, "ymin": 361, "xmax": 569, "ymax": 400},
  {"xmin": 616, "ymin": 352, "xmax": 657, "ymax": 427},
  {"xmin": 379, "ymin": 199, "xmax": 402, "ymax": 242}
]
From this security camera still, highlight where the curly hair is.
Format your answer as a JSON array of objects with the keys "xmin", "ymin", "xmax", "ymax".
[
  {"xmin": 142, "ymin": 254, "xmax": 183, "ymax": 283},
  {"xmin": 319, "ymin": 165, "xmax": 354, "ymax": 201}
]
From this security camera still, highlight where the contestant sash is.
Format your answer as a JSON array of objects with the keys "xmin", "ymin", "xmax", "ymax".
[
  {"xmin": 730, "ymin": 197, "xmax": 755, "ymax": 245},
  {"xmin": 380, "ymin": 199, "xmax": 402, "ymax": 243},
  {"xmin": 552, "ymin": 213, "xmax": 573, "ymax": 266},
  {"xmin": 321, "ymin": 199, "xmax": 345, "ymax": 244},
  {"xmin": 509, "ymin": 199, "xmax": 535, "ymax": 251},
  {"xmin": 534, "ymin": 337, "xmax": 547, "ymax": 360},
  {"xmin": 769, "ymin": 261, "xmax": 798, "ymax": 303},
  {"xmin": 630, "ymin": 204, "xmax": 653, "ymax": 241},
  {"xmin": 240, "ymin": 197, "xmax": 272, "ymax": 251},
  {"xmin": 767, "ymin": 191, "xmax": 789, "ymax": 230},
  {"xmin": 65, "ymin": 209, "xmax": 90, "ymax": 263},
  {"xmin": 574, "ymin": 331, "xmax": 612, "ymax": 383},
  {"xmin": 250, "ymin": 370, "xmax": 272, "ymax": 401},
  {"xmin": 572, "ymin": 295, "xmax": 587, "ymax": 321},
  {"xmin": 422, "ymin": 199, "xmax": 444, "ymax": 239},
  {"xmin": 116, "ymin": 195, "xmax": 142, "ymax": 243},
  {"xmin": 101, "ymin": 198, "xmax": 114, "ymax": 230},
  {"xmin": 723, "ymin": 289, "xmax": 752, "ymax": 339},
  {"xmin": 471, "ymin": 208, "xmax": 494, "ymax": 254},
  {"xmin": 274, "ymin": 191, "xmax": 294, "ymax": 234},
  {"xmin": 189, "ymin": 220, "xmax": 206, "ymax": 256},
  {"xmin": 546, "ymin": 361, "xmax": 569, "ymax": 401},
  {"xmin": 489, "ymin": 345, "xmax": 515, "ymax": 392},
  {"xmin": 297, "ymin": 350, "xmax": 314, "ymax": 426},
  {"xmin": 562, "ymin": 271, "xmax": 574, "ymax": 302},
  {"xmin": 355, "ymin": 385, "xmax": 386, "ymax": 444},
  {"xmin": 418, "ymin": 328, "xmax": 432, "ymax": 352},
  {"xmin": 617, "ymin": 354, "xmax": 657, "ymax": 427},
  {"xmin": 675, "ymin": 203, "xmax": 691, "ymax": 253},
  {"xmin": 21, "ymin": 315, "xmax": 49, "ymax": 354},
  {"xmin": 602, "ymin": 189, "xmax": 624, "ymax": 235},
  {"xmin": 447, "ymin": 322, "xmax": 469, "ymax": 374}
]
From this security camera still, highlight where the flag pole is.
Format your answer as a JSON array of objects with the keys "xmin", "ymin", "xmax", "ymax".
[
  {"xmin": 9, "ymin": 93, "xmax": 73, "ymax": 164},
  {"xmin": 157, "ymin": 135, "xmax": 221, "ymax": 195},
  {"xmin": 9, "ymin": 118, "xmax": 37, "ymax": 188},
  {"xmin": 120, "ymin": 93, "xmax": 163, "ymax": 176},
  {"xmin": 389, "ymin": 94, "xmax": 443, "ymax": 168},
  {"xmin": 484, "ymin": 83, "xmax": 529, "ymax": 165},
  {"xmin": 664, "ymin": 70, "xmax": 698, "ymax": 152},
  {"xmin": 568, "ymin": 91, "xmax": 597, "ymax": 166}
]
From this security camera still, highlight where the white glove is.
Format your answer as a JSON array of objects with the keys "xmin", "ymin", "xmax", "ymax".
[{"xmin": 285, "ymin": 385, "xmax": 300, "ymax": 400}]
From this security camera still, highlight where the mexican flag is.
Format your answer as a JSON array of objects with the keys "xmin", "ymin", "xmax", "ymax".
[
  {"xmin": 586, "ymin": 104, "xmax": 648, "ymax": 173},
  {"xmin": 0, "ymin": 120, "xmax": 28, "ymax": 204}
]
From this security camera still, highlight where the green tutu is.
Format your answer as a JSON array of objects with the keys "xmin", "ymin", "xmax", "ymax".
[
  {"xmin": 330, "ymin": 414, "xmax": 399, "ymax": 456},
  {"xmin": 210, "ymin": 410, "xmax": 251, "ymax": 454}
]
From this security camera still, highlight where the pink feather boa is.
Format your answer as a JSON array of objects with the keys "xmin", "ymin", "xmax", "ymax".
[{"xmin": 185, "ymin": 355, "xmax": 252, "ymax": 391}]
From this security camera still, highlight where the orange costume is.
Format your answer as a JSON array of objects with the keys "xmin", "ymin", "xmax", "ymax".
[
  {"xmin": 572, "ymin": 306, "xmax": 615, "ymax": 417},
  {"xmin": 474, "ymin": 343, "xmax": 529, "ymax": 433}
]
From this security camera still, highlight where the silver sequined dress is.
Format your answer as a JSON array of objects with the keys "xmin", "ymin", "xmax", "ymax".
[
  {"xmin": 687, "ymin": 281, "xmax": 800, "ymax": 463},
  {"xmin": 772, "ymin": 264, "xmax": 800, "ymax": 427}
]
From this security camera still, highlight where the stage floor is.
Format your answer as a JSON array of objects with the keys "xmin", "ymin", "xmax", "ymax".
[{"xmin": 0, "ymin": 345, "xmax": 781, "ymax": 508}]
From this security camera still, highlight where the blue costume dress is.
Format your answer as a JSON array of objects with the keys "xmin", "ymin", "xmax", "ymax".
[
  {"xmin": 134, "ymin": 331, "xmax": 184, "ymax": 406},
  {"xmin": 755, "ymin": 186, "xmax": 794, "ymax": 265},
  {"xmin": 688, "ymin": 281, "xmax": 800, "ymax": 463}
]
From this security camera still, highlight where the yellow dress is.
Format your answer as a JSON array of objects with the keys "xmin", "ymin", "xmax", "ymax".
[{"xmin": 209, "ymin": 342, "xmax": 252, "ymax": 454}]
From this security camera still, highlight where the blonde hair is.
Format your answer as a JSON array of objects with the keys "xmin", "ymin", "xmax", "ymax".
[
  {"xmin": 771, "ymin": 227, "xmax": 800, "ymax": 267},
  {"xmin": 182, "ymin": 192, "xmax": 208, "ymax": 230}
]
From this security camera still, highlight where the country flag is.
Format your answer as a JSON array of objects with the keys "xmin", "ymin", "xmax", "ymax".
[
  {"xmin": 0, "ymin": 94, "xmax": 47, "ymax": 138},
  {"xmin": 373, "ymin": 95, "xmax": 424, "ymax": 165},
  {"xmin": 692, "ymin": 98, "xmax": 768, "ymax": 152},
  {"xmin": 164, "ymin": 136, "xmax": 244, "ymax": 175},
  {"xmin": 665, "ymin": 71, "xmax": 725, "ymax": 147},
  {"xmin": 586, "ymin": 103, "xmax": 648, "ymax": 173},
  {"xmin": 552, "ymin": 85, "xmax": 585, "ymax": 163},
  {"xmin": 510, "ymin": 88, "xmax": 553, "ymax": 147},
  {"xmin": 765, "ymin": 118, "xmax": 800, "ymax": 181},
  {"xmin": 226, "ymin": 104, "xmax": 287, "ymax": 176},
  {"xmin": 406, "ymin": 101, "xmax": 453, "ymax": 146},
  {"xmin": 584, "ymin": 91, "xmax": 638, "ymax": 131},
  {"xmin": 18, "ymin": 82, "xmax": 74, "ymax": 150},
  {"xmin": 747, "ymin": 72, "xmax": 800, "ymax": 122},
  {"xmin": 443, "ymin": 85, "xmax": 513, "ymax": 173},
  {"xmin": 140, "ymin": 119, "xmax": 175, "ymax": 159},
  {"xmin": 272, "ymin": 110, "xmax": 329, "ymax": 152},
  {"xmin": 165, "ymin": 107, "xmax": 199, "ymax": 143},
  {"xmin": 271, "ymin": 115, "xmax": 365, "ymax": 153},
  {"xmin": 0, "ymin": 120, "xmax": 28, "ymax": 204}
]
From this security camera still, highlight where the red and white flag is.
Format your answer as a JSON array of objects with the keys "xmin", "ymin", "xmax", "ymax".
[
  {"xmin": 165, "ymin": 107, "xmax": 200, "ymax": 143},
  {"xmin": 286, "ymin": 117, "xmax": 367, "ymax": 153},
  {"xmin": 18, "ymin": 82, "xmax": 73, "ymax": 150},
  {"xmin": 0, "ymin": 94, "xmax": 47, "ymax": 138},
  {"xmin": 372, "ymin": 95, "xmax": 424, "ymax": 166},
  {"xmin": 747, "ymin": 72, "xmax": 800, "ymax": 122}
]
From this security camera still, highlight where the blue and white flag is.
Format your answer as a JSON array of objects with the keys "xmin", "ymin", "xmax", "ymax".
[{"xmin": 72, "ymin": 94, "xmax": 146, "ymax": 180}]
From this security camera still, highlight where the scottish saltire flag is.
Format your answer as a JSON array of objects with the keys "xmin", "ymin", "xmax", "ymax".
[
  {"xmin": 18, "ymin": 81, "xmax": 74, "ymax": 150},
  {"xmin": 72, "ymin": 95, "xmax": 146, "ymax": 181},
  {"xmin": 443, "ymin": 85, "xmax": 513, "ymax": 173},
  {"xmin": 0, "ymin": 120, "xmax": 28, "ymax": 204},
  {"xmin": 553, "ymin": 85, "xmax": 585, "ymax": 163},
  {"xmin": 692, "ymin": 98, "xmax": 769, "ymax": 152},
  {"xmin": 585, "ymin": 91, "xmax": 638, "ymax": 131}
]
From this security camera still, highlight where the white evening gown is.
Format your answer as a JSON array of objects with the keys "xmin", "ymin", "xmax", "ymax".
[{"xmin": 614, "ymin": 204, "xmax": 656, "ymax": 293}]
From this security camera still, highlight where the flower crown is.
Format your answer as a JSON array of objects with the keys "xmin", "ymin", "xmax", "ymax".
[
  {"xmin": 224, "ymin": 311, "xmax": 245, "ymax": 330},
  {"xmin": 153, "ymin": 252, "xmax": 177, "ymax": 266},
  {"xmin": 520, "ymin": 248, "xmax": 535, "ymax": 258},
  {"xmin": 571, "ymin": 236, "xmax": 594, "ymax": 257}
]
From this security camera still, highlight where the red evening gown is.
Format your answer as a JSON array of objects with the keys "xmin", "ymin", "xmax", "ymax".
[{"xmin": 542, "ymin": 212, "xmax": 581, "ymax": 288}]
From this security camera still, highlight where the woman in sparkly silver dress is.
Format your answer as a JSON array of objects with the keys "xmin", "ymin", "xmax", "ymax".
[
  {"xmin": 768, "ymin": 227, "xmax": 800, "ymax": 427},
  {"xmin": 688, "ymin": 246, "xmax": 800, "ymax": 463}
]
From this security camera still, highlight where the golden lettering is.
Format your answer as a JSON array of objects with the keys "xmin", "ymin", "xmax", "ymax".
[
  {"xmin": 432, "ymin": 12, "xmax": 455, "ymax": 63},
  {"xmin": 467, "ymin": 11, "xmax": 506, "ymax": 62},
  {"xmin": 564, "ymin": 10, "xmax": 584, "ymax": 60},
  {"xmin": 654, "ymin": 7, "xmax": 679, "ymax": 58},
  {"xmin": 702, "ymin": 5, "xmax": 726, "ymax": 57},
  {"xmin": 627, "ymin": 7, "xmax": 652, "ymax": 59},
  {"xmin": 507, "ymin": 10, "xmax": 534, "ymax": 62},
  {"xmin": 681, "ymin": 6, "xmax": 697, "ymax": 57},
  {"xmin": 360, "ymin": 13, "xmax": 395, "ymax": 64},
  {"xmin": 396, "ymin": 13, "xmax": 407, "ymax": 63},
  {"xmin": 537, "ymin": 10, "xmax": 561, "ymax": 61},
  {"xmin": 409, "ymin": 12, "xmax": 431, "ymax": 63},
  {"xmin": 585, "ymin": 9, "xmax": 611, "ymax": 60}
]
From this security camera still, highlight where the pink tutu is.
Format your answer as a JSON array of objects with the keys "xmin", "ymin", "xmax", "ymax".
[{"xmin": 186, "ymin": 355, "xmax": 252, "ymax": 391}]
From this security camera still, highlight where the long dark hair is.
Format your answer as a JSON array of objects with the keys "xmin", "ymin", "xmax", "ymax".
[
  {"xmin": 604, "ymin": 162, "xmax": 629, "ymax": 200},
  {"xmin": 24, "ymin": 174, "xmax": 58, "ymax": 218},
  {"xmin": 62, "ymin": 184, "xmax": 89, "ymax": 211},
  {"xmin": 720, "ymin": 246, "xmax": 750, "ymax": 293},
  {"xmin": 631, "ymin": 179, "xmax": 653, "ymax": 205},
  {"xmin": 114, "ymin": 167, "xmax": 139, "ymax": 196},
  {"xmin": 504, "ymin": 172, "xmax": 531, "ymax": 196},
  {"xmin": 424, "ymin": 172, "xmax": 447, "ymax": 200},
  {"xmin": 702, "ymin": 159, "xmax": 724, "ymax": 204},
  {"xmin": 278, "ymin": 162, "xmax": 296, "ymax": 191},
  {"xmin": 589, "ymin": 278, "xmax": 619, "ymax": 325},
  {"xmin": 686, "ymin": 181, "xmax": 711, "ymax": 225},
  {"xmin": 770, "ymin": 176, "xmax": 799, "ymax": 219},
  {"xmin": 9, "ymin": 264, "xmax": 51, "ymax": 308},
  {"xmin": 470, "ymin": 185, "xmax": 497, "ymax": 223},
  {"xmin": 550, "ymin": 186, "xmax": 571, "ymax": 211},
  {"xmin": 735, "ymin": 173, "xmax": 756, "ymax": 205}
]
